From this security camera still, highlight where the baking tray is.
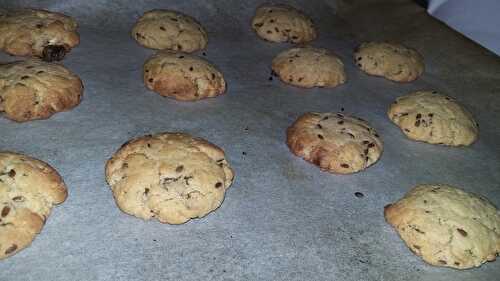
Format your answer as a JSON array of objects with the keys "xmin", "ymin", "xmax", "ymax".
[{"xmin": 0, "ymin": 0, "xmax": 499, "ymax": 280}]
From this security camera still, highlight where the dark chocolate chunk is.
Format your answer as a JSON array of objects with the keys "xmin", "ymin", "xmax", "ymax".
[{"xmin": 42, "ymin": 45, "xmax": 67, "ymax": 62}]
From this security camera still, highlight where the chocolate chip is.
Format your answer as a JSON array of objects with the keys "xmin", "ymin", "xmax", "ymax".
[
  {"xmin": 275, "ymin": 27, "xmax": 279, "ymax": 32},
  {"xmin": 189, "ymin": 67, "xmax": 193, "ymax": 71},
  {"xmin": 415, "ymin": 120, "xmax": 421, "ymax": 127},
  {"xmin": 1, "ymin": 206, "xmax": 10, "ymax": 217},
  {"xmin": 354, "ymin": 192, "xmax": 364, "ymax": 198},
  {"xmin": 176, "ymin": 165, "xmax": 184, "ymax": 173},
  {"xmin": 4, "ymin": 244, "xmax": 17, "ymax": 255},
  {"xmin": 148, "ymin": 78, "xmax": 153, "ymax": 83},
  {"xmin": 266, "ymin": 30, "xmax": 272, "ymax": 34},
  {"xmin": 178, "ymin": 55, "xmax": 185, "ymax": 59},
  {"xmin": 215, "ymin": 182, "xmax": 222, "ymax": 189},
  {"xmin": 42, "ymin": 45, "xmax": 67, "ymax": 62},
  {"xmin": 8, "ymin": 170, "xmax": 15, "ymax": 178},
  {"xmin": 36, "ymin": 23, "xmax": 43, "ymax": 28},
  {"xmin": 317, "ymin": 134, "xmax": 324, "ymax": 139},
  {"xmin": 144, "ymin": 188, "xmax": 150, "ymax": 195},
  {"xmin": 159, "ymin": 26, "xmax": 166, "ymax": 31},
  {"xmin": 341, "ymin": 163, "xmax": 349, "ymax": 168},
  {"xmin": 404, "ymin": 128, "xmax": 411, "ymax": 132},
  {"xmin": 337, "ymin": 120, "xmax": 344, "ymax": 125},
  {"xmin": 362, "ymin": 140, "xmax": 370, "ymax": 145},
  {"xmin": 416, "ymin": 113, "xmax": 422, "ymax": 119},
  {"xmin": 363, "ymin": 149, "xmax": 369, "ymax": 155},
  {"xmin": 374, "ymin": 133, "xmax": 379, "ymax": 138},
  {"xmin": 316, "ymin": 124, "xmax": 322, "ymax": 129},
  {"xmin": 21, "ymin": 76, "xmax": 29, "ymax": 80},
  {"xmin": 291, "ymin": 36, "xmax": 298, "ymax": 40},
  {"xmin": 457, "ymin": 228, "xmax": 467, "ymax": 237},
  {"xmin": 428, "ymin": 113, "xmax": 434, "ymax": 117},
  {"xmin": 454, "ymin": 262, "xmax": 460, "ymax": 266},
  {"xmin": 322, "ymin": 116, "xmax": 329, "ymax": 120},
  {"xmin": 170, "ymin": 18, "xmax": 178, "ymax": 22},
  {"xmin": 368, "ymin": 143, "xmax": 375, "ymax": 148},
  {"xmin": 438, "ymin": 260, "xmax": 447, "ymax": 265},
  {"xmin": 254, "ymin": 23, "xmax": 263, "ymax": 28}
]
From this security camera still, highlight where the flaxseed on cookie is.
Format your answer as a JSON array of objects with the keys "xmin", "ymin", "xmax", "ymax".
[
  {"xmin": 251, "ymin": 4, "xmax": 316, "ymax": 44},
  {"xmin": 388, "ymin": 90, "xmax": 478, "ymax": 146},
  {"xmin": 384, "ymin": 184, "xmax": 500, "ymax": 269},
  {"xmin": 0, "ymin": 59, "xmax": 83, "ymax": 122},
  {"xmin": 287, "ymin": 112, "xmax": 383, "ymax": 174},
  {"xmin": 132, "ymin": 9, "xmax": 207, "ymax": 52},
  {"xmin": 105, "ymin": 132, "xmax": 235, "ymax": 225},
  {"xmin": 0, "ymin": 151, "xmax": 67, "ymax": 259},
  {"xmin": 354, "ymin": 42, "xmax": 424, "ymax": 82},
  {"xmin": 0, "ymin": 8, "xmax": 79, "ymax": 61},
  {"xmin": 143, "ymin": 51, "xmax": 225, "ymax": 101},
  {"xmin": 271, "ymin": 47, "xmax": 346, "ymax": 88}
]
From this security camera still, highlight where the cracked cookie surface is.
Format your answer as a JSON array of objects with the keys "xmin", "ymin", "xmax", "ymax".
[
  {"xmin": 132, "ymin": 9, "xmax": 207, "ymax": 52},
  {"xmin": 0, "ymin": 8, "xmax": 79, "ymax": 61},
  {"xmin": 251, "ymin": 4, "xmax": 316, "ymax": 44},
  {"xmin": 287, "ymin": 112, "xmax": 383, "ymax": 174},
  {"xmin": 388, "ymin": 90, "xmax": 478, "ymax": 146},
  {"xmin": 0, "ymin": 151, "xmax": 67, "ymax": 259},
  {"xmin": 354, "ymin": 42, "xmax": 424, "ymax": 82},
  {"xmin": 384, "ymin": 184, "xmax": 500, "ymax": 269},
  {"xmin": 271, "ymin": 47, "xmax": 346, "ymax": 88},
  {"xmin": 105, "ymin": 132, "xmax": 234, "ymax": 224},
  {"xmin": 143, "ymin": 50, "xmax": 225, "ymax": 101},
  {"xmin": 0, "ymin": 59, "xmax": 83, "ymax": 122}
]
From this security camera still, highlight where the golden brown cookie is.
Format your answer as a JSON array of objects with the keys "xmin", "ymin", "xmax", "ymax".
[
  {"xmin": 0, "ymin": 8, "xmax": 79, "ymax": 61},
  {"xmin": 354, "ymin": 42, "xmax": 424, "ymax": 82},
  {"xmin": 0, "ymin": 59, "xmax": 83, "ymax": 122},
  {"xmin": 143, "ymin": 51, "xmax": 225, "ymax": 101},
  {"xmin": 0, "ymin": 151, "xmax": 67, "ymax": 259},
  {"xmin": 271, "ymin": 47, "xmax": 346, "ymax": 88},
  {"xmin": 105, "ymin": 132, "xmax": 235, "ymax": 224},
  {"xmin": 388, "ymin": 90, "xmax": 478, "ymax": 146},
  {"xmin": 287, "ymin": 112, "xmax": 383, "ymax": 174},
  {"xmin": 251, "ymin": 4, "xmax": 316, "ymax": 44},
  {"xmin": 132, "ymin": 9, "xmax": 207, "ymax": 52},
  {"xmin": 385, "ymin": 184, "xmax": 500, "ymax": 269}
]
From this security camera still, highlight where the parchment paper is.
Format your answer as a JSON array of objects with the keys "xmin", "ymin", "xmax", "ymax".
[{"xmin": 0, "ymin": 0, "xmax": 499, "ymax": 280}]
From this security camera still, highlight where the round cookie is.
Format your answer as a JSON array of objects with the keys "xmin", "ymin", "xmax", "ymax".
[
  {"xmin": 388, "ymin": 90, "xmax": 478, "ymax": 146},
  {"xmin": 251, "ymin": 4, "xmax": 316, "ymax": 44},
  {"xmin": 271, "ymin": 47, "xmax": 346, "ymax": 88},
  {"xmin": 0, "ymin": 8, "xmax": 79, "ymax": 61},
  {"xmin": 0, "ymin": 151, "xmax": 67, "ymax": 260},
  {"xmin": 132, "ymin": 9, "xmax": 207, "ymax": 53},
  {"xmin": 354, "ymin": 42, "xmax": 424, "ymax": 82},
  {"xmin": 143, "ymin": 51, "xmax": 226, "ymax": 101},
  {"xmin": 287, "ymin": 112, "xmax": 383, "ymax": 174},
  {"xmin": 105, "ymin": 132, "xmax": 235, "ymax": 224},
  {"xmin": 0, "ymin": 59, "xmax": 83, "ymax": 122},
  {"xmin": 384, "ymin": 184, "xmax": 500, "ymax": 269}
]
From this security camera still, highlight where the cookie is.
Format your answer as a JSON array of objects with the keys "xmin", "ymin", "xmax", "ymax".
[
  {"xmin": 271, "ymin": 47, "xmax": 346, "ymax": 88},
  {"xmin": 0, "ymin": 151, "xmax": 67, "ymax": 259},
  {"xmin": 132, "ymin": 9, "xmax": 207, "ymax": 53},
  {"xmin": 251, "ymin": 4, "xmax": 316, "ymax": 44},
  {"xmin": 0, "ymin": 59, "xmax": 83, "ymax": 122},
  {"xmin": 143, "ymin": 51, "xmax": 226, "ymax": 101},
  {"xmin": 354, "ymin": 42, "xmax": 424, "ymax": 82},
  {"xmin": 105, "ymin": 132, "xmax": 235, "ymax": 224},
  {"xmin": 0, "ymin": 8, "xmax": 79, "ymax": 61},
  {"xmin": 287, "ymin": 112, "xmax": 383, "ymax": 174},
  {"xmin": 388, "ymin": 90, "xmax": 478, "ymax": 146},
  {"xmin": 384, "ymin": 184, "xmax": 500, "ymax": 269}
]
